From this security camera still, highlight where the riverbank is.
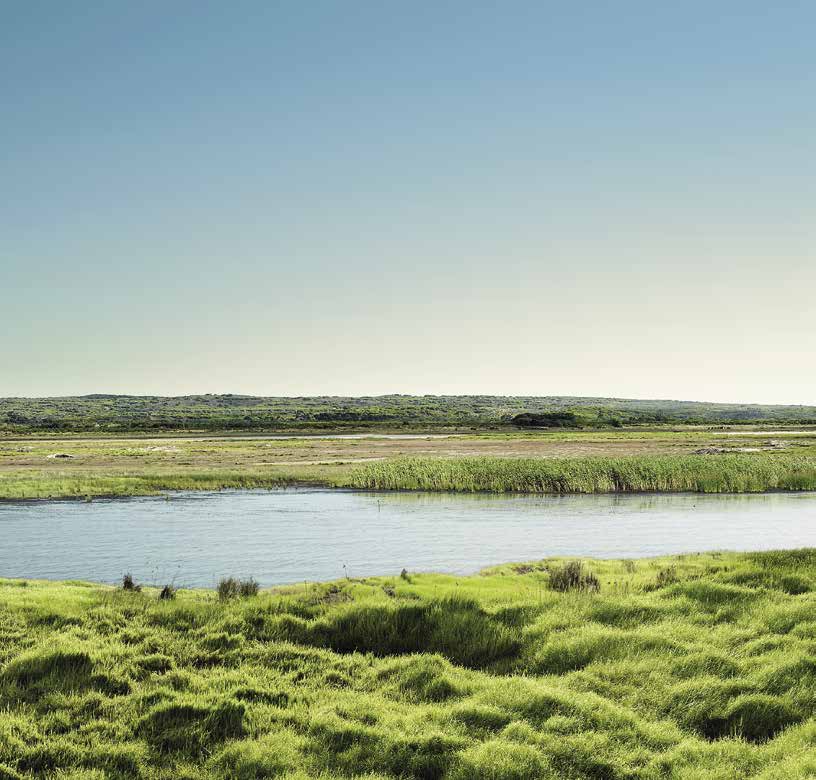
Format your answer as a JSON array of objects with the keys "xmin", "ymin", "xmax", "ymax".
[
  {"xmin": 0, "ymin": 466, "xmax": 333, "ymax": 500},
  {"xmin": 1, "ymin": 549, "xmax": 815, "ymax": 778}
]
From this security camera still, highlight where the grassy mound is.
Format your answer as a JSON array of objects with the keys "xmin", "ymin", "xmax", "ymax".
[{"xmin": 2, "ymin": 550, "xmax": 816, "ymax": 777}]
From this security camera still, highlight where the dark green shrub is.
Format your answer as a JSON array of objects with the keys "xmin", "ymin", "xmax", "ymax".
[
  {"xmin": 217, "ymin": 578, "xmax": 239, "ymax": 600},
  {"xmin": 217, "ymin": 577, "xmax": 259, "ymax": 600},
  {"xmin": 655, "ymin": 566, "xmax": 679, "ymax": 588},
  {"xmin": 548, "ymin": 562, "xmax": 600, "ymax": 593},
  {"xmin": 122, "ymin": 573, "xmax": 141, "ymax": 592},
  {"xmin": 512, "ymin": 411, "xmax": 579, "ymax": 428},
  {"xmin": 159, "ymin": 584, "xmax": 177, "ymax": 600}
]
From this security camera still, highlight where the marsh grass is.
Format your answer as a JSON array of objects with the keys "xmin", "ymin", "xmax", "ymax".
[
  {"xmin": 654, "ymin": 565, "xmax": 680, "ymax": 588},
  {"xmin": 4, "ymin": 439, "xmax": 816, "ymax": 500},
  {"xmin": 217, "ymin": 577, "xmax": 259, "ymax": 601},
  {"xmin": 2, "ymin": 550, "xmax": 816, "ymax": 777},
  {"xmin": 121, "ymin": 573, "xmax": 141, "ymax": 592},
  {"xmin": 547, "ymin": 561, "xmax": 600, "ymax": 592},
  {"xmin": 159, "ymin": 583, "xmax": 177, "ymax": 600},
  {"xmin": 0, "ymin": 466, "xmax": 336, "ymax": 500},
  {"xmin": 350, "ymin": 453, "xmax": 816, "ymax": 493}
]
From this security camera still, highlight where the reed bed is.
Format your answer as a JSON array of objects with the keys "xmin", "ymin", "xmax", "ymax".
[{"xmin": 348, "ymin": 454, "xmax": 816, "ymax": 493}]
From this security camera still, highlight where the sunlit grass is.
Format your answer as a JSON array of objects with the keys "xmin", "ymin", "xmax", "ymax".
[
  {"xmin": 349, "ymin": 454, "xmax": 816, "ymax": 493},
  {"xmin": 0, "ymin": 466, "xmax": 338, "ymax": 500},
  {"xmin": 4, "ymin": 452, "xmax": 816, "ymax": 500},
  {"xmin": 2, "ymin": 550, "xmax": 816, "ymax": 777}
]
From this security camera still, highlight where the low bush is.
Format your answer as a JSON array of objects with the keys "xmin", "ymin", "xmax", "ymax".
[
  {"xmin": 159, "ymin": 584, "xmax": 177, "ymax": 600},
  {"xmin": 216, "ymin": 577, "xmax": 259, "ymax": 601},
  {"xmin": 121, "ymin": 573, "xmax": 141, "ymax": 592},
  {"xmin": 654, "ymin": 565, "xmax": 679, "ymax": 588},
  {"xmin": 548, "ymin": 561, "xmax": 600, "ymax": 593}
]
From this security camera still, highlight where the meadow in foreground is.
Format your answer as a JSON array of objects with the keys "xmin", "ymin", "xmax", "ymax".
[{"xmin": 2, "ymin": 550, "xmax": 816, "ymax": 778}]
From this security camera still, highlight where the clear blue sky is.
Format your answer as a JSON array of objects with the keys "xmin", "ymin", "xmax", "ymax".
[{"xmin": 4, "ymin": 2, "xmax": 815, "ymax": 403}]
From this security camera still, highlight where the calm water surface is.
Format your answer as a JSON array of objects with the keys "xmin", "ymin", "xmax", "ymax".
[{"xmin": 1, "ymin": 490, "xmax": 815, "ymax": 587}]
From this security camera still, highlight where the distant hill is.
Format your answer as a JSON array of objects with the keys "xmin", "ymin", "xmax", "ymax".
[{"xmin": 1, "ymin": 394, "xmax": 815, "ymax": 433}]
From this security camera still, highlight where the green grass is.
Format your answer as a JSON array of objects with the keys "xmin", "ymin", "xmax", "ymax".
[
  {"xmin": 0, "ymin": 467, "xmax": 334, "ymax": 500},
  {"xmin": 2, "ymin": 550, "xmax": 816, "ymax": 777},
  {"xmin": 348, "ymin": 454, "xmax": 816, "ymax": 493},
  {"xmin": 5, "ymin": 451, "xmax": 816, "ymax": 500}
]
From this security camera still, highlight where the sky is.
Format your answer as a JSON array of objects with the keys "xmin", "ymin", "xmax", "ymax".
[{"xmin": 3, "ymin": 1, "xmax": 815, "ymax": 403}]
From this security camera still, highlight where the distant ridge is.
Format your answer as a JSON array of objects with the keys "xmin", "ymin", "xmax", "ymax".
[{"xmin": 2, "ymin": 395, "xmax": 815, "ymax": 433}]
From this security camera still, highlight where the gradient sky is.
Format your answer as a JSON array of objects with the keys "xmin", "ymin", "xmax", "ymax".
[{"xmin": 4, "ymin": 2, "xmax": 815, "ymax": 403}]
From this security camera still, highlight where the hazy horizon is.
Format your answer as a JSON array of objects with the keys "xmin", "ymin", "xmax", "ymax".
[{"xmin": 5, "ymin": 2, "xmax": 815, "ymax": 404}]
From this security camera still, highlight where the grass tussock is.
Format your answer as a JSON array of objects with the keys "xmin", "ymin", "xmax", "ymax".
[
  {"xmin": 303, "ymin": 596, "xmax": 521, "ymax": 668},
  {"xmin": 121, "ymin": 573, "xmax": 141, "ymax": 592},
  {"xmin": 349, "ymin": 453, "xmax": 816, "ymax": 493},
  {"xmin": 547, "ymin": 561, "xmax": 600, "ymax": 593},
  {"xmin": 158, "ymin": 584, "xmax": 177, "ymax": 601},
  {"xmin": 2, "ymin": 550, "xmax": 816, "ymax": 777},
  {"xmin": 216, "ymin": 577, "xmax": 260, "ymax": 601},
  {"xmin": 137, "ymin": 697, "xmax": 247, "ymax": 755}
]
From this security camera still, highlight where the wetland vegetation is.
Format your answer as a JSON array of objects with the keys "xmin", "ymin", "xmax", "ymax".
[
  {"xmin": 349, "ymin": 454, "xmax": 816, "ymax": 494},
  {"xmin": 2, "ymin": 420, "xmax": 816, "ymax": 500},
  {"xmin": 4, "ymin": 453, "xmax": 816, "ymax": 501},
  {"xmin": 2, "ymin": 550, "xmax": 816, "ymax": 778}
]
